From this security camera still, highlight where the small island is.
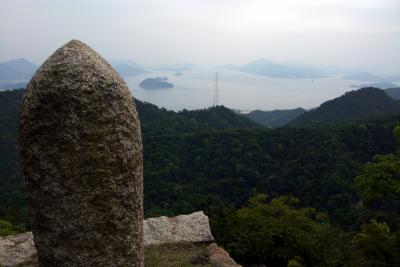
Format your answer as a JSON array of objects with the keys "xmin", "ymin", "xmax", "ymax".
[{"xmin": 139, "ymin": 77, "xmax": 174, "ymax": 89}]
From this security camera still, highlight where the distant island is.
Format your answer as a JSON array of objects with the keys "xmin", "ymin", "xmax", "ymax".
[
  {"xmin": 150, "ymin": 63, "xmax": 195, "ymax": 72},
  {"xmin": 174, "ymin": 72, "xmax": 183, "ymax": 76},
  {"xmin": 239, "ymin": 59, "xmax": 328, "ymax": 79},
  {"xmin": 139, "ymin": 77, "xmax": 174, "ymax": 89}
]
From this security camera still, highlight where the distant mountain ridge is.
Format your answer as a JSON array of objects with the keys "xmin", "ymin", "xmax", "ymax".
[
  {"xmin": 350, "ymin": 82, "xmax": 399, "ymax": 90},
  {"xmin": 290, "ymin": 87, "xmax": 400, "ymax": 125},
  {"xmin": 343, "ymin": 72, "xmax": 400, "ymax": 83},
  {"xmin": 113, "ymin": 64, "xmax": 149, "ymax": 77},
  {"xmin": 108, "ymin": 59, "xmax": 149, "ymax": 77},
  {"xmin": 0, "ymin": 59, "xmax": 38, "ymax": 82},
  {"xmin": 150, "ymin": 63, "xmax": 195, "ymax": 72}
]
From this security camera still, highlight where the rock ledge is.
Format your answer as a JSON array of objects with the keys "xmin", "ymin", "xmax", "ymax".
[{"xmin": 0, "ymin": 211, "xmax": 220, "ymax": 266}]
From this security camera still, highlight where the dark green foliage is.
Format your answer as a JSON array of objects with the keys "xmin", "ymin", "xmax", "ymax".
[
  {"xmin": 142, "ymin": 120, "xmax": 398, "ymax": 227},
  {"xmin": 136, "ymin": 100, "xmax": 259, "ymax": 138},
  {"xmin": 244, "ymin": 108, "xmax": 306, "ymax": 128},
  {"xmin": 0, "ymin": 89, "xmax": 25, "ymax": 225},
  {"xmin": 291, "ymin": 87, "xmax": 400, "ymax": 125},
  {"xmin": 348, "ymin": 220, "xmax": 400, "ymax": 267},
  {"xmin": 1, "ymin": 89, "xmax": 400, "ymax": 226},
  {"xmin": 2, "ymin": 89, "xmax": 400, "ymax": 266},
  {"xmin": 0, "ymin": 218, "xmax": 25, "ymax": 236},
  {"xmin": 356, "ymin": 154, "xmax": 400, "ymax": 208},
  {"xmin": 179, "ymin": 105, "xmax": 261, "ymax": 129},
  {"xmin": 211, "ymin": 194, "xmax": 350, "ymax": 267},
  {"xmin": 0, "ymin": 91, "xmax": 260, "ymax": 223}
]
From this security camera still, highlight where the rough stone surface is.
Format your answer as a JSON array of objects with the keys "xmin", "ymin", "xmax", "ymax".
[
  {"xmin": 0, "ymin": 232, "xmax": 37, "ymax": 267},
  {"xmin": 207, "ymin": 243, "xmax": 242, "ymax": 267},
  {"xmin": 18, "ymin": 40, "xmax": 143, "ymax": 266},
  {"xmin": 0, "ymin": 212, "xmax": 220, "ymax": 266},
  {"xmin": 143, "ymin": 211, "xmax": 214, "ymax": 246}
]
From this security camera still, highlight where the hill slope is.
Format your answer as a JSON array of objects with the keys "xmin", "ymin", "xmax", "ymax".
[
  {"xmin": 244, "ymin": 108, "xmax": 306, "ymax": 128},
  {"xmin": 290, "ymin": 87, "xmax": 400, "ymax": 125},
  {"xmin": 136, "ymin": 100, "xmax": 260, "ymax": 139}
]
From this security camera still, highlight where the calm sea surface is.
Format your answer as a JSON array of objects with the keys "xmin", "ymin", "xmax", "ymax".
[{"xmin": 124, "ymin": 69, "xmax": 364, "ymax": 112}]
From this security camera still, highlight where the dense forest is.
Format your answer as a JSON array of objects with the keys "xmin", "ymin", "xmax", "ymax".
[
  {"xmin": 1, "ymin": 88, "xmax": 400, "ymax": 266},
  {"xmin": 244, "ymin": 108, "xmax": 306, "ymax": 128}
]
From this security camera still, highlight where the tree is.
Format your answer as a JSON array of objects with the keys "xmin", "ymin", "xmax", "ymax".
[
  {"xmin": 349, "ymin": 220, "xmax": 400, "ymax": 267},
  {"xmin": 355, "ymin": 124, "xmax": 400, "ymax": 214},
  {"xmin": 355, "ymin": 154, "xmax": 400, "ymax": 208},
  {"xmin": 217, "ymin": 194, "xmax": 348, "ymax": 267}
]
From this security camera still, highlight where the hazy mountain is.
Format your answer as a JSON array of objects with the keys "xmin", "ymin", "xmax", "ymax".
[
  {"xmin": 350, "ymin": 82, "xmax": 399, "ymax": 90},
  {"xmin": 244, "ymin": 108, "xmax": 306, "ymax": 128},
  {"xmin": 113, "ymin": 64, "xmax": 149, "ymax": 77},
  {"xmin": 107, "ymin": 59, "xmax": 150, "ymax": 77},
  {"xmin": 108, "ymin": 59, "xmax": 146, "ymax": 69},
  {"xmin": 384, "ymin": 87, "xmax": 400, "ymax": 100},
  {"xmin": 240, "ymin": 59, "xmax": 328, "ymax": 79},
  {"xmin": 0, "ymin": 59, "xmax": 38, "ymax": 81},
  {"xmin": 343, "ymin": 72, "xmax": 400, "ymax": 83},
  {"xmin": 215, "ymin": 64, "xmax": 240, "ymax": 70},
  {"xmin": 150, "ymin": 63, "xmax": 195, "ymax": 72},
  {"xmin": 290, "ymin": 87, "xmax": 400, "ymax": 125}
]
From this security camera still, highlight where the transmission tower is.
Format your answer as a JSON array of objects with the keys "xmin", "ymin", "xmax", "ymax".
[{"xmin": 213, "ymin": 72, "xmax": 219, "ymax": 107}]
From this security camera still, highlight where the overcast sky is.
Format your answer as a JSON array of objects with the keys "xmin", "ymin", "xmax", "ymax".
[{"xmin": 1, "ymin": 0, "xmax": 399, "ymax": 75}]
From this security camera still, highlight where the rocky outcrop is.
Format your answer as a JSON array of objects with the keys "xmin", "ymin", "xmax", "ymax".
[
  {"xmin": 144, "ymin": 211, "xmax": 214, "ymax": 246},
  {"xmin": 0, "ymin": 232, "xmax": 36, "ymax": 267},
  {"xmin": 18, "ymin": 39, "xmax": 143, "ymax": 267},
  {"xmin": 0, "ymin": 212, "xmax": 222, "ymax": 266}
]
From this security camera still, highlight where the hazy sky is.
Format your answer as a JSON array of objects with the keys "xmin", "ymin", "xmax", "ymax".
[{"xmin": 1, "ymin": 0, "xmax": 399, "ymax": 75}]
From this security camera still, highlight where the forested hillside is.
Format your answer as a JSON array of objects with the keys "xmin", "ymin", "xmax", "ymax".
[
  {"xmin": 244, "ymin": 108, "xmax": 306, "ymax": 128},
  {"xmin": 291, "ymin": 87, "xmax": 400, "ymax": 125},
  {"xmin": 1, "ymin": 89, "xmax": 400, "ymax": 266}
]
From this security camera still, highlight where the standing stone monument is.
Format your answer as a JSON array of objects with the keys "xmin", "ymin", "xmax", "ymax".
[{"xmin": 18, "ymin": 40, "xmax": 144, "ymax": 266}]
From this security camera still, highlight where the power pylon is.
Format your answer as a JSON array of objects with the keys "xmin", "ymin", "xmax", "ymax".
[{"xmin": 213, "ymin": 72, "xmax": 219, "ymax": 107}]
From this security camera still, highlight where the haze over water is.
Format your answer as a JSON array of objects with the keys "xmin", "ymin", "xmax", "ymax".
[{"xmin": 126, "ymin": 70, "xmax": 366, "ymax": 111}]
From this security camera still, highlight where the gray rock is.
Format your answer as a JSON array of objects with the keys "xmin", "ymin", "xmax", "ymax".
[
  {"xmin": 18, "ymin": 40, "xmax": 143, "ymax": 266},
  {"xmin": 0, "ymin": 211, "xmax": 219, "ymax": 266},
  {"xmin": 206, "ymin": 243, "xmax": 242, "ymax": 267},
  {"xmin": 144, "ymin": 211, "xmax": 214, "ymax": 246},
  {"xmin": 0, "ymin": 232, "xmax": 37, "ymax": 267}
]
